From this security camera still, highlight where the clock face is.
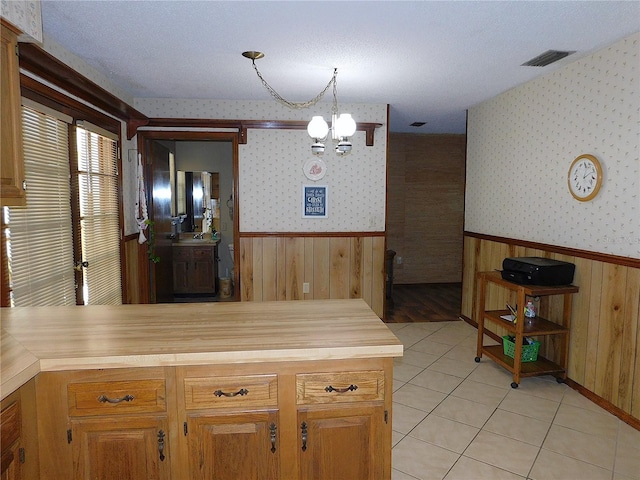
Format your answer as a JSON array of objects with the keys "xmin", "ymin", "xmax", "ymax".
[{"xmin": 568, "ymin": 154, "xmax": 602, "ymax": 201}]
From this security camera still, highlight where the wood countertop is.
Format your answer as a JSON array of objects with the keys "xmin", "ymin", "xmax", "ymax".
[{"xmin": 0, "ymin": 299, "xmax": 402, "ymax": 400}]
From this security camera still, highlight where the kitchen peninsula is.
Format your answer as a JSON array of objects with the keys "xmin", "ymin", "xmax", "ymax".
[{"xmin": 0, "ymin": 299, "xmax": 402, "ymax": 480}]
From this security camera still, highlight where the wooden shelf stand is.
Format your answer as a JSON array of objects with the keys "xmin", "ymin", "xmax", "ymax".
[{"xmin": 475, "ymin": 271, "xmax": 578, "ymax": 388}]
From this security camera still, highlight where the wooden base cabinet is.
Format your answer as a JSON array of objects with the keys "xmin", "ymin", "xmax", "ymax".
[
  {"xmin": 186, "ymin": 411, "xmax": 279, "ymax": 480},
  {"xmin": 35, "ymin": 359, "xmax": 393, "ymax": 479},
  {"xmin": 70, "ymin": 416, "xmax": 171, "ymax": 480},
  {"xmin": 1, "ymin": 379, "xmax": 39, "ymax": 480},
  {"xmin": 298, "ymin": 405, "xmax": 384, "ymax": 480},
  {"xmin": 1, "ymin": 402, "xmax": 21, "ymax": 480},
  {"xmin": 179, "ymin": 369, "xmax": 280, "ymax": 480},
  {"xmin": 35, "ymin": 367, "xmax": 171, "ymax": 480}
]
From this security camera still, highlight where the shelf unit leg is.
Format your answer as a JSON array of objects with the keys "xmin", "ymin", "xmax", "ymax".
[
  {"xmin": 475, "ymin": 273, "xmax": 487, "ymax": 359},
  {"xmin": 512, "ymin": 288, "xmax": 526, "ymax": 386}
]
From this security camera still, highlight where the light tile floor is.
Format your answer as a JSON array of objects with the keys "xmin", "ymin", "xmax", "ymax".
[{"xmin": 387, "ymin": 321, "xmax": 640, "ymax": 480}]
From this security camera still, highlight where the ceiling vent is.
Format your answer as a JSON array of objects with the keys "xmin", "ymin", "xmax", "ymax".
[{"xmin": 522, "ymin": 50, "xmax": 575, "ymax": 67}]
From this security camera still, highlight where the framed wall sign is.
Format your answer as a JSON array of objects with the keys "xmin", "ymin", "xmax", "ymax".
[{"xmin": 302, "ymin": 185, "xmax": 328, "ymax": 218}]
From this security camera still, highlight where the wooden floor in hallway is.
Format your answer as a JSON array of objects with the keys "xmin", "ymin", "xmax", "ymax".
[{"xmin": 385, "ymin": 283, "xmax": 462, "ymax": 323}]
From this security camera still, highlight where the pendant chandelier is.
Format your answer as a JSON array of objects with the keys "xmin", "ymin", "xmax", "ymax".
[{"xmin": 243, "ymin": 51, "xmax": 357, "ymax": 156}]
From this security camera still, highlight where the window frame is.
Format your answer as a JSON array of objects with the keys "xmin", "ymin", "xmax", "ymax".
[{"xmin": 0, "ymin": 74, "xmax": 125, "ymax": 306}]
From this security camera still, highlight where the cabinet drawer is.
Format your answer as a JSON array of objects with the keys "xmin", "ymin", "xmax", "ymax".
[
  {"xmin": 173, "ymin": 247, "xmax": 191, "ymax": 260},
  {"xmin": 184, "ymin": 374, "xmax": 277, "ymax": 410},
  {"xmin": 68, "ymin": 379, "xmax": 166, "ymax": 416},
  {"xmin": 296, "ymin": 370, "xmax": 385, "ymax": 405},
  {"xmin": 191, "ymin": 247, "xmax": 213, "ymax": 259},
  {"xmin": 1, "ymin": 401, "xmax": 20, "ymax": 450}
]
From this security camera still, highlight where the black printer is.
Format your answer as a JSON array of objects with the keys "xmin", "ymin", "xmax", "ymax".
[{"xmin": 501, "ymin": 257, "xmax": 575, "ymax": 286}]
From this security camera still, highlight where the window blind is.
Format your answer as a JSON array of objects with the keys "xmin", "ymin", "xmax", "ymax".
[
  {"xmin": 75, "ymin": 127, "xmax": 122, "ymax": 305},
  {"xmin": 8, "ymin": 105, "xmax": 76, "ymax": 306}
]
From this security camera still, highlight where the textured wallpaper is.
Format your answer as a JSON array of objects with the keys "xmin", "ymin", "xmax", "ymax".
[
  {"xmin": 1, "ymin": 0, "xmax": 42, "ymax": 41},
  {"xmin": 466, "ymin": 33, "xmax": 639, "ymax": 258},
  {"xmin": 32, "ymin": 30, "xmax": 387, "ymax": 236},
  {"xmin": 135, "ymin": 99, "xmax": 388, "ymax": 232}
]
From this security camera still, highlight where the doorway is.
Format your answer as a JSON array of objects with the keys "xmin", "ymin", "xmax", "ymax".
[{"xmin": 138, "ymin": 131, "xmax": 238, "ymax": 303}]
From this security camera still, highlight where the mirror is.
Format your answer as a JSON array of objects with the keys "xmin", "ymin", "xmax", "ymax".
[{"xmin": 173, "ymin": 170, "xmax": 219, "ymax": 233}]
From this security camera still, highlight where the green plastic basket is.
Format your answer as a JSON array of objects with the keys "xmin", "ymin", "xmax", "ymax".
[{"xmin": 502, "ymin": 336, "xmax": 540, "ymax": 362}]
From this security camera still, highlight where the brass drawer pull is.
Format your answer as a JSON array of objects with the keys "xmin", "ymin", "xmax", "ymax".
[
  {"xmin": 97, "ymin": 394, "xmax": 135, "ymax": 404},
  {"xmin": 301, "ymin": 422, "xmax": 308, "ymax": 452},
  {"xmin": 158, "ymin": 430, "xmax": 165, "ymax": 461},
  {"xmin": 269, "ymin": 423, "xmax": 277, "ymax": 453},
  {"xmin": 324, "ymin": 384, "xmax": 358, "ymax": 393},
  {"xmin": 213, "ymin": 388, "xmax": 249, "ymax": 398}
]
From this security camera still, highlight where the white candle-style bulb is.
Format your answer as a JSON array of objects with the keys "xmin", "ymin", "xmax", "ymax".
[
  {"xmin": 335, "ymin": 113, "xmax": 356, "ymax": 138},
  {"xmin": 307, "ymin": 116, "xmax": 329, "ymax": 139}
]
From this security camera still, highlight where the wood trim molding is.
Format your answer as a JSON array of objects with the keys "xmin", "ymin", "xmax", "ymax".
[
  {"xmin": 18, "ymin": 42, "xmax": 149, "ymax": 138},
  {"xmin": 1, "ymin": 18, "xmax": 21, "ymax": 35},
  {"xmin": 459, "ymin": 314, "xmax": 640, "ymax": 430},
  {"xmin": 136, "ymin": 130, "xmax": 239, "ymax": 142},
  {"xmin": 123, "ymin": 233, "xmax": 139, "ymax": 243},
  {"xmin": 239, "ymin": 231, "xmax": 386, "ymax": 238},
  {"xmin": 464, "ymin": 231, "xmax": 640, "ymax": 268},
  {"xmin": 563, "ymin": 378, "xmax": 640, "ymax": 431},
  {"xmin": 18, "ymin": 41, "xmax": 383, "ymax": 144},
  {"xmin": 1, "ymin": 216, "xmax": 10, "ymax": 307},
  {"xmin": 20, "ymin": 73, "xmax": 120, "ymax": 134},
  {"xmin": 144, "ymin": 118, "xmax": 383, "ymax": 146}
]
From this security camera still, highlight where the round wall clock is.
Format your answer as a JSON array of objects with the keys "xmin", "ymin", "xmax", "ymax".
[{"xmin": 568, "ymin": 154, "xmax": 603, "ymax": 202}]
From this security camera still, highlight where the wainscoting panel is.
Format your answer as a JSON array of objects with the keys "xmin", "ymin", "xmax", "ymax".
[
  {"xmin": 122, "ymin": 236, "xmax": 148, "ymax": 304},
  {"xmin": 462, "ymin": 233, "xmax": 640, "ymax": 422},
  {"xmin": 240, "ymin": 235, "xmax": 385, "ymax": 317}
]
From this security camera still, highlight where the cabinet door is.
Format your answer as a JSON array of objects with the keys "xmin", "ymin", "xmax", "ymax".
[
  {"xmin": 172, "ymin": 248, "xmax": 190, "ymax": 293},
  {"xmin": 71, "ymin": 416, "xmax": 170, "ymax": 480},
  {"xmin": 190, "ymin": 247, "xmax": 215, "ymax": 293},
  {"xmin": 1, "ymin": 401, "xmax": 21, "ymax": 480},
  {"xmin": 186, "ymin": 410, "xmax": 278, "ymax": 480},
  {"xmin": 0, "ymin": 441, "xmax": 20, "ymax": 480},
  {"xmin": 0, "ymin": 24, "xmax": 26, "ymax": 207},
  {"xmin": 298, "ymin": 404, "xmax": 384, "ymax": 480}
]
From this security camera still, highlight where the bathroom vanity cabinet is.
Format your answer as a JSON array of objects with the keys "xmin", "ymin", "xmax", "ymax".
[{"xmin": 172, "ymin": 243, "xmax": 218, "ymax": 295}]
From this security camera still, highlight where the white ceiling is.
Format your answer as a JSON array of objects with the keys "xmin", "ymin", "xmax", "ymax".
[{"xmin": 39, "ymin": 1, "xmax": 640, "ymax": 133}]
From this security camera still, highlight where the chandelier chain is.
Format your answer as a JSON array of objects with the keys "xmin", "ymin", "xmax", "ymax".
[
  {"xmin": 251, "ymin": 61, "xmax": 337, "ymax": 110},
  {"xmin": 332, "ymin": 71, "xmax": 339, "ymax": 115}
]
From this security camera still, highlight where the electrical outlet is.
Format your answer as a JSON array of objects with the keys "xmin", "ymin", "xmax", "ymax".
[
  {"xmin": 397, "ymin": 256, "xmax": 403, "ymax": 265},
  {"xmin": 303, "ymin": 282, "xmax": 310, "ymax": 294}
]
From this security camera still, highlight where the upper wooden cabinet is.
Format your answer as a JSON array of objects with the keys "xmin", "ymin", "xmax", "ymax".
[{"xmin": 1, "ymin": 23, "xmax": 26, "ymax": 207}]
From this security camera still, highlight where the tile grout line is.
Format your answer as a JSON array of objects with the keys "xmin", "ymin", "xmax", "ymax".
[{"xmin": 391, "ymin": 321, "xmax": 634, "ymax": 480}]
